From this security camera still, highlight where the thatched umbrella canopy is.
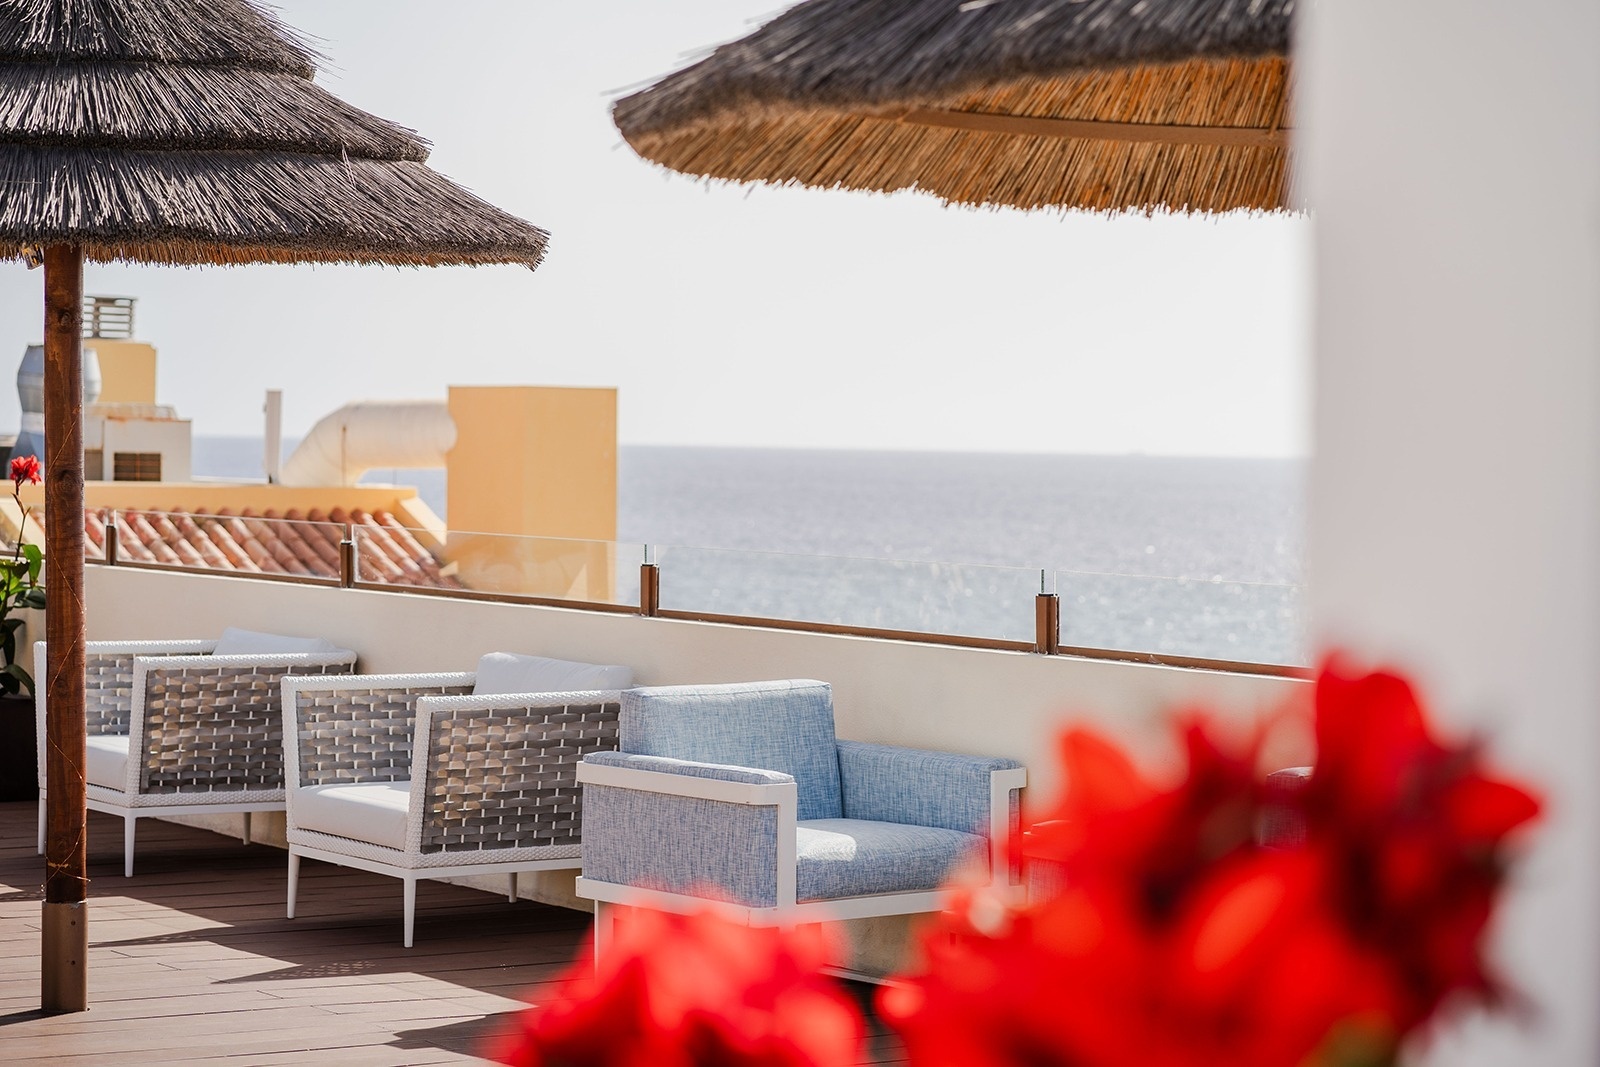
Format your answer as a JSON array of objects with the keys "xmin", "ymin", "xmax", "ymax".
[
  {"xmin": 0, "ymin": 0, "xmax": 549, "ymax": 265},
  {"xmin": 614, "ymin": 0, "xmax": 1295, "ymax": 214},
  {"xmin": 0, "ymin": 0, "xmax": 549, "ymax": 1013}
]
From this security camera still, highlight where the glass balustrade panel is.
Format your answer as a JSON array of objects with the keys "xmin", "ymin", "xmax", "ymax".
[
  {"xmin": 356, "ymin": 527, "xmax": 644, "ymax": 607},
  {"xmin": 1053, "ymin": 568, "xmax": 1307, "ymax": 666},
  {"xmin": 654, "ymin": 544, "xmax": 1040, "ymax": 643},
  {"xmin": 87, "ymin": 508, "xmax": 343, "ymax": 584}
]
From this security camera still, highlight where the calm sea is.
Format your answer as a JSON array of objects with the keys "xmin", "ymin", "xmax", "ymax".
[{"xmin": 194, "ymin": 439, "xmax": 1306, "ymax": 665}]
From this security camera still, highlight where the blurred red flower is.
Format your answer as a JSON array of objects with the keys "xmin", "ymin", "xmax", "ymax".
[
  {"xmin": 882, "ymin": 658, "xmax": 1540, "ymax": 1067},
  {"xmin": 9, "ymin": 455, "xmax": 39, "ymax": 487},
  {"xmin": 492, "ymin": 906, "xmax": 863, "ymax": 1067},
  {"xmin": 1303, "ymin": 656, "xmax": 1542, "ymax": 1030},
  {"xmin": 1023, "ymin": 720, "xmax": 1266, "ymax": 925},
  {"xmin": 884, "ymin": 715, "xmax": 1398, "ymax": 1067}
]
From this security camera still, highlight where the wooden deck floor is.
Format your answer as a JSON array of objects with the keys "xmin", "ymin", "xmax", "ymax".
[{"xmin": 0, "ymin": 802, "xmax": 906, "ymax": 1065}]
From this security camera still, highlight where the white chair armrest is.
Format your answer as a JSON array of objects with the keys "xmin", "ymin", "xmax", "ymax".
[
  {"xmin": 84, "ymin": 639, "xmax": 217, "ymax": 656},
  {"xmin": 413, "ymin": 687, "xmax": 624, "ymax": 716},
  {"xmin": 139, "ymin": 649, "xmax": 357, "ymax": 672},
  {"xmin": 284, "ymin": 671, "xmax": 477, "ymax": 700}
]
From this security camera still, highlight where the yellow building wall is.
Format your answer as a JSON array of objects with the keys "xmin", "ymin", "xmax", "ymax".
[
  {"xmin": 87, "ymin": 340, "xmax": 158, "ymax": 404},
  {"xmin": 445, "ymin": 387, "xmax": 618, "ymax": 601}
]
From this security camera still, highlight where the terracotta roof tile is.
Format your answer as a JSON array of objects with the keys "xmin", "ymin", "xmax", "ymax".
[{"xmin": 86, "ymin": 506, "xmax": 457, "ymax": 589}]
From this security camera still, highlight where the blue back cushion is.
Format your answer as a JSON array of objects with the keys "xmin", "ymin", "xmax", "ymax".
[{"xmin": 620, "ymin": 680, "xmax": 843, "ymax": 820}]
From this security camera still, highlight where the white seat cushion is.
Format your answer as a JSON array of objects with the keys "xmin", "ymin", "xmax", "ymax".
[
  {"xmin": 472, "ymin": 652, "xmax": 632, "ymax": 696},
  {"xmin": 213, "ymin": 628, "xmax": 339, "ymax": 656},
  {"xmin": 85, "ymin": 734, "xmax": 130, "ymax": 791},
  {"xmin": 292, "ymin": 781, "xmax": 411, "ymax": 850}
]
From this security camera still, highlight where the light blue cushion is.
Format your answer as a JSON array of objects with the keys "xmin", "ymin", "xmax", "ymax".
[
  {"xmin": 837, "ymin": 740, "xmax": 1022, "ymax": 834},
  {"xmin": 796, "ymin": 818, "xmax": 982, "ymax": 902},
  {"xmin": 620, "ymin": 680, "xmax": 843, "ymax": 821}
]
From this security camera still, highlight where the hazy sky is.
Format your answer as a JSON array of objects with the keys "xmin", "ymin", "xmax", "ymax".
[{"xmin": 0, "ymin": 1, "xmax": 1310, "ymax": 456}]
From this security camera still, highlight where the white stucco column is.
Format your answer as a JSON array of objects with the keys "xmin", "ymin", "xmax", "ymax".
[{"xmin": 1301, "ymin": 2, "xmax": 1600, "ymax": 1064}]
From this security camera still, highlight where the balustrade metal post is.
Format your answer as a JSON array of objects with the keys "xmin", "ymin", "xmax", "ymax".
[
  {"xmin": 339, "ymin": 526, "xmax": 356, "ymax": 589},
  {"xmin": 102, "ymin": 512, "xmax": 118, "ymax": 566},
  {"xmin": 1034, "ymin": 590, "xmax": 1060, "ymax": 655},
  {"xmin": 639, "ymin": 562, "xmax": 660, "ymax": 617}
]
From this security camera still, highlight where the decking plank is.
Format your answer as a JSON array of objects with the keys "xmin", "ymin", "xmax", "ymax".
[{"xmin": 0, "ymin": 802, "xmax": 908, "ymax": 1065}]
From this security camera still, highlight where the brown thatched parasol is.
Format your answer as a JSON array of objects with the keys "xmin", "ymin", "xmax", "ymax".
[
  {"xmin": 0, "ymin": 0, "xmax": 549, "ymax": 266},
  {"xmin": 0, "ymin": 0, "xmax": 549, "ymax": 1013},
  {"xmin": 613, "ymin": 0, "xmax": 1295, "ymax": 214}
]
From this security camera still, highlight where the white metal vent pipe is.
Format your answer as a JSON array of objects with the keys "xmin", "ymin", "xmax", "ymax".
[{"xmin": 278, "ymin": 400, "xmax": 456, "ymax": 487}]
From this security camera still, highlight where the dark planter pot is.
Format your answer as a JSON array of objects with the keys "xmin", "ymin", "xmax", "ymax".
[{"xmin": 0, "ymin": 692, "xmax": 38, "ymax": 802}]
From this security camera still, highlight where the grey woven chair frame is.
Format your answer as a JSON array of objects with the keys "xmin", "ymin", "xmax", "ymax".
[
  {"xmin": 417, "ymin": 698, "xmax": 618, "ymax": 854},
  {"xmin": 282, "ymin": 672, "xmax": 622, "ymax": 946},
  {"xmin": 36, "ymin": 639, "xmax": 359, "ymax": 877}
]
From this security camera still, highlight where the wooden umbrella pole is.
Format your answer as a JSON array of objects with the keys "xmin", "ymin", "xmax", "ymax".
[{"xmin": 41, "ymin": 243, "xmax": 87, "ymax": 1014}]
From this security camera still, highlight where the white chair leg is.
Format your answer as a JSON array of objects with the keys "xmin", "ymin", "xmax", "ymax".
[
  {"xmin": 124, "ymin": 816, "xmax": 136, "ymax": 878},
  {"xmin": 242, "ymin": 812, "xmax": 252, "ymax": 846},
  {"xmin": 507, "ymin": 873, "xmax": 518, "ymax": 904},
  {"xmin": 36, "ymin": 796, "xmax": 45, "ymax": 854},
  {"xmin": 403, "ymin": 878, "xmax": 417, "ymax": 949},
  {"xmin": 286, "ymin": 851, "xmax": 300, "ymax": 919},
  {"xmin": 593, "ymin": 900, "xmax": 613, "ymax": 969}
]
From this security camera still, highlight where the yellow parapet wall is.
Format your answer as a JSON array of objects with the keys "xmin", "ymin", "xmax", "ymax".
[{"xmin": 445, "ymin": 386, "xmax": 619, "ymax": 601}]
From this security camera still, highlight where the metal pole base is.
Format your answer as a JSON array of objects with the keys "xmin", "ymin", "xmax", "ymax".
[{"xmin": 41, "ymin": 900, "xmax": 87, "ymax": 1013}]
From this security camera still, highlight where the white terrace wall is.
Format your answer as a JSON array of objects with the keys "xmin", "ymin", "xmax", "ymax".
[
  {"xmin": 1303, "ymin": 0, "xmax": 1600, "ymax": 1062},
  {"xmin": 86, "ymin": 567, "xmax": 1305, "ymax": 798},
  {"xmin": 83, "ymin": 566, "xmax": 1305, "ymax": 968}
]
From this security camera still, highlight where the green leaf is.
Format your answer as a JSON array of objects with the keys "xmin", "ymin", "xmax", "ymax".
[
  {"xmin": 22, "ymin": 542, "xmax": 41, "ymax": 582},
  {"xmin": 1308, "ymin": 1020, "xmax": 1400, "ymax": 1067},
  {"xmin": 3, "ymin": 661, "xmax": 33, "ymax": 697}
]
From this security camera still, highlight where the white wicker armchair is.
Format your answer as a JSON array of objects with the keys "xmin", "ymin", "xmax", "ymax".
[
  {"xmin": 281, "ymin": 654, "xmax": 631, "ymax": 947},
  {"xmin": 35, "ymin": 633, "xmax": 359, "ymax": 876}
]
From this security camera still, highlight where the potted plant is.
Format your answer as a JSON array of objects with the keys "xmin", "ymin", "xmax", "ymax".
[{"xmin": 0, "ymin": 455, "xmax": 44, "ymax": 801}]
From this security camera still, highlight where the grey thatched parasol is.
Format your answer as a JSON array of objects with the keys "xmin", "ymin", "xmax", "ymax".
[
  {"xmin": 0, "ymin": 0, "xmax": 549, "ymax": 1013},
  {"xmin": 614, "ymin": 0, "xmax": 1295, "ymax": 214}
]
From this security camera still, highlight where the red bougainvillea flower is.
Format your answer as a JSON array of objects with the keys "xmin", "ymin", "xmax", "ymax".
[
  {"xmin": 884, "ymin": 659, "xmax": 1539, "ymax": 1067},
  {"xmin": 1302, "ymin": 656, "xmax": 1542, "ymax": 1031},
  {"xmin": 884, "ymin": 852, "xmax": 1401, "ymax": 1067},
  {"xmin": 884, "ymin": 716, "xmax": 1401, "ymax": 1067},
  {"xmin": 9, "ymin": 455, "xmax": 39, "ymax": 487},
  {"xmin": 1023, "ymin": 720, "xmax": 1267, "ymax": 922},
  {"xmin": 492, "ymin": 907, "xmax": 863, "ymax": 1067}
]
